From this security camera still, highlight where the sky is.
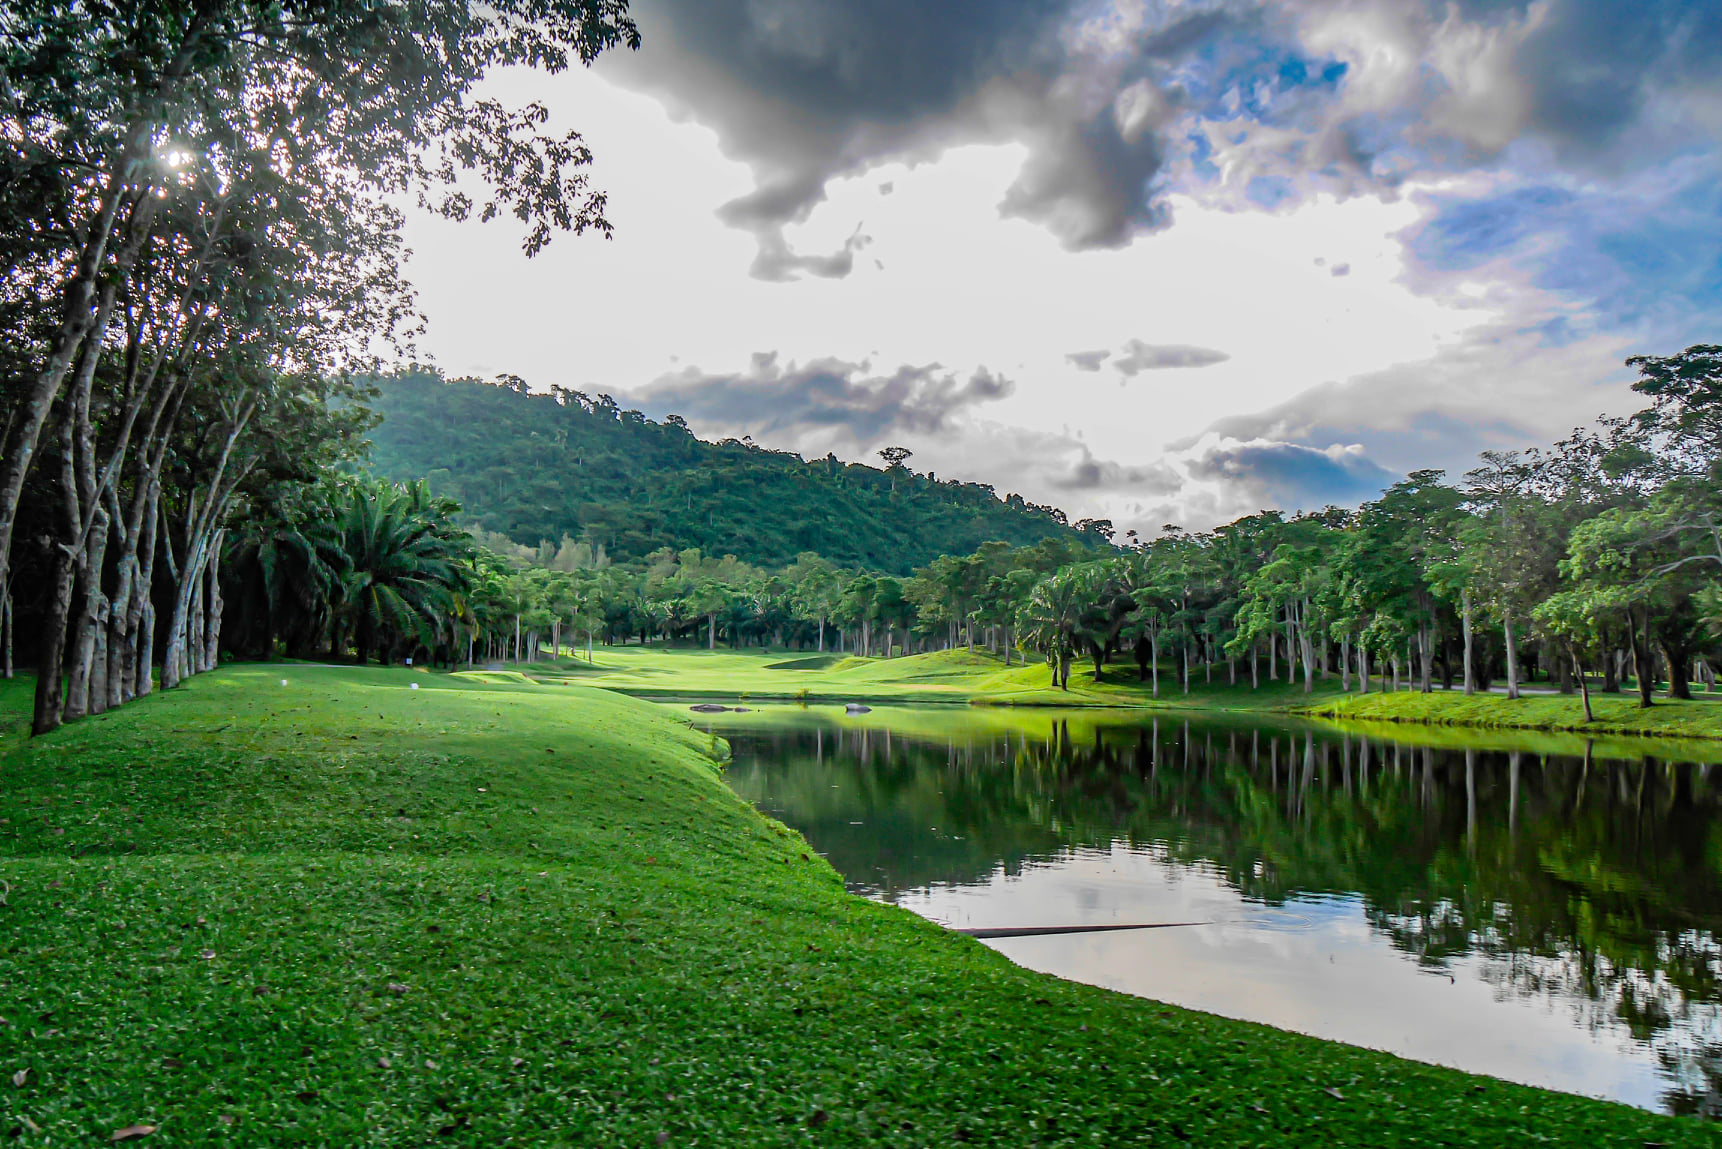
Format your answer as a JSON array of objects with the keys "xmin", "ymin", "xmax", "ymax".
[{"xmin": 401, "ymin": 0, "xmax": 1722, "ymax": 536}]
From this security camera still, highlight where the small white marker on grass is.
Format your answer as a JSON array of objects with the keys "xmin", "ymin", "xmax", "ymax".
[
  {"xmin": 410, "ymin": 683, "xmax": 419, "ymax": 690},
  {"xmin": 280, "ymin": 679, "xmax": 288, "ymax": 687}
]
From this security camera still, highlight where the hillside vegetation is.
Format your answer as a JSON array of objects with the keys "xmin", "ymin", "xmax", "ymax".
[
  {"xmin": 364, "ymin": 370, "xmax": 1089, "ymax": 572},
  {"xmin": 2, "ymin": 666, "xmax": 1712, "ymax": 1147}
]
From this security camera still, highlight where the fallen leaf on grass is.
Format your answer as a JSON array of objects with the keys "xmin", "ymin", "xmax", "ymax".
[
  {"xmin": 424, "ymin": 1059, "xmax": 438, "ymax": 1070},
  {"xmin": 111, "ymin": 1125, "xmax": 156, "ymax": 1141},
  {"xmin": 377, "ymin": 1057, "xmax": 392, "ymax": 1069},
  {"xmin": 11, "ymin": 1068, "xmax": 26, "ymax": 1087},
  {"xmin": 217, "ymin": 1115, "xmax": 234, "ymax": 1126},
  {"xmin": 1324, "ymin": 1088, "xmax": 1344, "ymax": 1100},
  {"xmin": 197, "ymin": 950, "xmax": 215, "ymax": 960},
  {"xmin": 386, "ymin": 982, "xmax": 409, "ymax": 995}
]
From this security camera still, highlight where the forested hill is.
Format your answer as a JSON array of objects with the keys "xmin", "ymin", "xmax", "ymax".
[{"xmin": 363, "ymin": 371, "xmax": 1092, "ymax": 572}]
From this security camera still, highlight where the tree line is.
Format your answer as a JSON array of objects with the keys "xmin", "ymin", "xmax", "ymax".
[
  {"xmin": 258, "ymin": 345, "xmax": 1720, "ymax": 716},
  {"xmin": 219, "ymin": 343, "xmax": 1722, "ymax": 723},
  {"xmin": 1008, "ymin": 345, "xmax": 1722, "ymax": 709}
]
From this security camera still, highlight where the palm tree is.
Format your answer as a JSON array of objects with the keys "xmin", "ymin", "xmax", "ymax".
[
  {"xmin": 1019, "ymin": 572, "xmax": 1086, "ymax": 689},
  {"xmin": 334, "ymin": 480, "xmax": 472, "ymax": 665}
]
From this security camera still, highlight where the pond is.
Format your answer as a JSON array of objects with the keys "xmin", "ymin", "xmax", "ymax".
[{"xmin": 686, "ymin": 703, "xmax": 1722, "ymax": 1119}]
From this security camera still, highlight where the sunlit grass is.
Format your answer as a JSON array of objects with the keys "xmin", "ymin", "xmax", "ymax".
[{"xmin": 1, "ymin": 664, "xmax": 1713, "ymax": 1144}]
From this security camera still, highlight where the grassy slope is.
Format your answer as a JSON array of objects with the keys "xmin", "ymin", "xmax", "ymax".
[
  {"xmin": 1308, "ymin": 688, "xmax": 1722, "ymax": 741},
  {"xmin": 2, "ymin": 669, "xmax": 1713, "ymax": 1146}
]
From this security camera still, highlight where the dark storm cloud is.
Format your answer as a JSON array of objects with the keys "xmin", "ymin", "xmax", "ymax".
[
  {"xmin": 598, "ymin": 0, "xmax": 1722, "ymax": 388},
  {"xmin": 1114, "ymin": 340, "xmax": 1231, "ymax": 376},
  {"xmin": 1189, "ymin": 440, "xmax": 1398, "ymax": 510},
  {"xmin": 602, "ymin": 0, "xmax": 1248, "ymax": 274},
  {"xmin": 633, "ymin": 352, "xmax": 1015, "ymax": 441}
]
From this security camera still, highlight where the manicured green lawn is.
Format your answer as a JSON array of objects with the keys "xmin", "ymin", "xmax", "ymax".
[
  {"xmin": 2, "ymin": 665, "xmax": 1713, "ymax": 1145},
  {"xmin": 485, "ymin": 643, "xmax": 1350, "ymax": 711},
  {"xmin": 1309, "ymin": 687, "xmax": 1722, "ymax": 741}
]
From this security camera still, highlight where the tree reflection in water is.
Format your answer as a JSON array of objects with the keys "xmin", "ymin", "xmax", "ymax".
[{"xmin": 719, "ymin": 713, "xmax": 1722, "ymax": 1117}]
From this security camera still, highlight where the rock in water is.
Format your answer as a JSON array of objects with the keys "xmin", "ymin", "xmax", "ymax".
[
  {"xmin": 845, "ymin": 703, "xmax": 872, "ymax": 714},
  {"xmin": 689, "ymin": 703, "xmax": 731, "ymax": 713}
]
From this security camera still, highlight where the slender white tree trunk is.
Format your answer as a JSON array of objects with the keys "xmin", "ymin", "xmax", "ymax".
[
  {"xmin": 1461, "ymin": 590, "xmax": 1475, "ymax": 695},
  {"xmin": 1503, "ymin": 614, "xmax": 1521, "ymax": 700}
]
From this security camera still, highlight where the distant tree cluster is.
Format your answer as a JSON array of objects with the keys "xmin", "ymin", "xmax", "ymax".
[
  {"xmin": 307, "ymin": 346, "xmax": 1722, "ymax": 717},
  {"xmin": 1010, "ymin": 345, "xmax": 1722, "ymax": 708}
]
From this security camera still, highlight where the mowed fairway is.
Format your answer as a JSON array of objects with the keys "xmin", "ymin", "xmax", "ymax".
[
  {"xmin": 485, "ymin": 644, "xmax": 1356, "ymax": 710},
  {"xmin": 0, "ymin": 665, "xmax": 1713, "ymax": 1146}
]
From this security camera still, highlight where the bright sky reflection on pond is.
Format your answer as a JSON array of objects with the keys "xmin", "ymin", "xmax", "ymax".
[{"xmin": 695, "ymin": 705, "xmax": 1722, "ymax": 1118}]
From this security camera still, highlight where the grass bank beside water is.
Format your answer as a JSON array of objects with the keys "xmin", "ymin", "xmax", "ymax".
[
  {"xmin": 1307, "ymin": 688, "xmax": 1722, "ymax": 742},
  {"xmin": 2, "ymin": 665, "xmax": 1712, "ymax": 1145}
]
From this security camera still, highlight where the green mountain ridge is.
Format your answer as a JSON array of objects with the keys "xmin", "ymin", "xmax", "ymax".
[{"xmin": 363, "ymin": 370, "xmax": 1093, "ymax": 573}]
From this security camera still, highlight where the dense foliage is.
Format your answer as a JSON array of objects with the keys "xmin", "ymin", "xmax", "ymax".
[
  {"xmin": 364, "ymin": 368, "xmax": 1094, "ymax": 572},
  {"xmin": 0, "ymin": 2, "xmax": 638, "ymax": 734},
  {"xmin": 379, "ymin": 346, "xmax": 1722, "ymax": 719}
]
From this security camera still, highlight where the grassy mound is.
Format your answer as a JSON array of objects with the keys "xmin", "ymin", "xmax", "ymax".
[{"xmin": 0, "ymin": 665, "xmax": 1711, "ymax": 1145}]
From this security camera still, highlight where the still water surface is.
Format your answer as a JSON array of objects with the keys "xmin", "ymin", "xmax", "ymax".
[{"xmin": 690, "ymin": 704, "xmax": 1722, "ymax": 1118}]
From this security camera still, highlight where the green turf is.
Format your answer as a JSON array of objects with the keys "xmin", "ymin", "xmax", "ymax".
[
  {"xmin": 484, "ymin": 643, "xmax": 1353, "ymax": 710},
  {"xmin": 1307, "ymin": 687, "xmax": 1722, "ymax": 741},
  {"xmin": 1, "ymin": 665, "xmax": 1714, "ymax": 1145}
]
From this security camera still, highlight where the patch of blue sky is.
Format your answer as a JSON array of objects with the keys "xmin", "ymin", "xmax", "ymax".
[
  {"xmin": 1174, "ymin": 37, "xmax": 1348, "ymax": 128},
  {"xmin": 1409, "ymin": 185, "xmax": 1579, "ymax": 272},
  {"xmin": 1409, "ymin": 164, "xmax": 1722, "ymax": 332},
  {"xmin": 1245, "ymin": 174, "xmax": 1294, "ymax": 210}
]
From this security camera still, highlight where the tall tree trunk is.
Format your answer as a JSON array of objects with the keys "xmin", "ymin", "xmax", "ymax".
[
  {"xmin": 1634, "ymin": 606, "xmax": 1655, "ymax": 709},
  {"xmin": 64, "ymin": 506, "xmax": 112, "ymax": 720},
  {"xmin": 33, "ymin": 417, "xmax": 86, "ymax": 734},
  {"xmin": 1340, "ymin": 636, "xmax": 1351, "ymax": 691},
  {"xmin": 1418, "ymin": 624, "xmax": 1433, "ymax": 694},
  {"xmin": 188, "ymin": 558, "xmax": 206, "ymax": 675},
  {"xmin": 130, "ymin": 493, "xmax": 161, "ymax": 699},
  {"xmin": 202, "ymin": 534, "xmax": 223, "ymax": 671},
  {"xmin": 1574, "ymin": 647, "xmax": 1594, "ymax": 722},
  {"xmin": 1661, "ymin": 637, "xmax": 1693, "ymax": 700},
  {"xmin": 32, "ymin": 548, "xmax": 80, "ymax": 736},
  {"xmin": 1, "ymin": 586, "xmax": 12, "ymax": 679},
  {"xmin": 1461, "ymin": 589, "xmax": 1475, "ymax": 695},
  {"xmin": 1503, "ymin": 613, "xmax": 1521, "ymax": 701},
  {"xmin": 1359, "ymin": 643, "xmax": 1370, "ymax": 694},
  {"xmin": 1298, "ymin": 601, "xmax": 1315, "ymax": 693}
]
